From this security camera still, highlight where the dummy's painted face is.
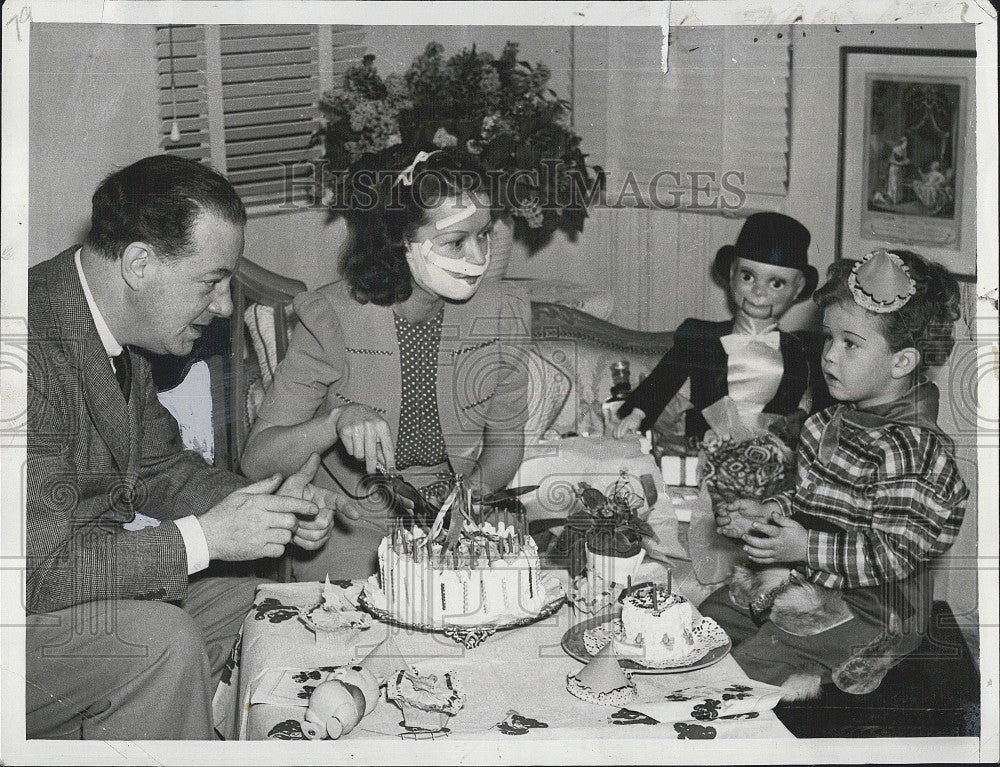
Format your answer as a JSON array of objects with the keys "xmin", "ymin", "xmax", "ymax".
[
  {"xmin": 406, "ymin": 194, "xmax": 493, "ymax": 301},
  {"xmin": 729, "ymin": 258, "xmax": 805, "ymax": 322}
]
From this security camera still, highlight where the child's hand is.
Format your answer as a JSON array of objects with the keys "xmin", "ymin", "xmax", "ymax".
[
  {"xmin": 741, "ymin": 516, "xmax": 808, "ymax": 564},
  {"xmin": 716, "ymin": 511, "xmax": 755, "ymax": 538},
  {"xmin": 715, "ymin": 499, "xmax": 774, "ymax": 537}
]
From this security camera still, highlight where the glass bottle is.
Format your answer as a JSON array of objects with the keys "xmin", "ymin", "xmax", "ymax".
[{"xmin": 602, "ymin": 360, "xmax": 632, "ymax": 435}]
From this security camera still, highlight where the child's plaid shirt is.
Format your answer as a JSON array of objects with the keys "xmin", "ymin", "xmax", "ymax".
[{"xmin": 768, "ymin": 404, "xmax": 969, "ymax": 590}]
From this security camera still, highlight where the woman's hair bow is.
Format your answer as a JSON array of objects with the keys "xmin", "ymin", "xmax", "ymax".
[{"xmin": 395, "ymin": 150, "xmax": 438, "ymax": 187}]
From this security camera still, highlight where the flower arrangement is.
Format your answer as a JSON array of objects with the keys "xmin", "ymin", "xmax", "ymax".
[
  {"xmin": 315, "ymin": 42, "xmax": 601, "ymax": 246},
  {"xmin": 570, "ymin": 474, "xmax": 656, "ymax": 559}
]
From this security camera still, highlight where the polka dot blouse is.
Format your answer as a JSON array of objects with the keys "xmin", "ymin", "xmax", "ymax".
[{"xmin": 393, "ymin": 306, "xmax": 449, "ymax": 470}]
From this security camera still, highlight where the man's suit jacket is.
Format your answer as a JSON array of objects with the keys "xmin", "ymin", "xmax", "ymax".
[
  {"xmin": 619, "ymin": 317, "xmax": 833, "ymax": 439},
  {"xmin": 26, "ymin": 247, "xmax": 246, "ymax": 614}
]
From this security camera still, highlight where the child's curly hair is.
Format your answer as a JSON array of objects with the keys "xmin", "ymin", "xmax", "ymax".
[
  {"xmin": 814, "ymin": 249, "xmax": 961, "ymax": 367},
  {"xmin": 332, "ymin": 147, "xmax": 491, "ymax": 306}
]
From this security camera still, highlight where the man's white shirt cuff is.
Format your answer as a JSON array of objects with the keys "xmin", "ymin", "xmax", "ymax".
[{"xmin": 175, "ymin": 515, "xmax": 211, "ymax": 574}]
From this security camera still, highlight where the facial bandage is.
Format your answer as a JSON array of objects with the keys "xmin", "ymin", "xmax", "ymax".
[
  {"xmin": 434, "ymin": 205, "xmax": 478, "ymax": 230},
  {"xmin": 406, "ymin": 240, "xmax": 491, "ymax": 301},
  {"xmin": 417, "ymin": 240, "xmax": 490, "ymax": 276}
]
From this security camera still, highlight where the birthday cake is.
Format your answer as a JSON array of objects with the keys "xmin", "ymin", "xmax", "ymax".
[
  {"xmin": 374, "ymin": 522, "xmax": 548, "ymax": 627},
  {"xmin": 616, "ymin": 584, "xmax": 697, "ymax": 665},
  {"xmin": 363, "ymin": 475, "xmax": 559, "ymax": 628}
]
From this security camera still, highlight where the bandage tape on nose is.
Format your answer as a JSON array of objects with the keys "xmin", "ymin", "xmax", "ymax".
[{"xmin": 418, "ymin": 240, "xmax": 489, "ymax": 277}]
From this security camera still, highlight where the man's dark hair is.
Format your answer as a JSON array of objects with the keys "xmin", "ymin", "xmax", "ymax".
[{"xmin": 84, "ymin": 154, "xmax": 246, "ymax": 261}]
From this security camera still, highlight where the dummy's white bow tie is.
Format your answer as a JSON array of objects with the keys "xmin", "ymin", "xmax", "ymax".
[{"xmin": 721, "ymin": 331, "xmax": 780, "ymax": 354}]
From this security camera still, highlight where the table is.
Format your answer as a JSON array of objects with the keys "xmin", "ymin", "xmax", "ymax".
[
  {"xmin": 212, "ymin": 435, "xmax": 792, "ymax": 741},
  {"xmin": 212, "ymin": 574, "xmax": 792, "ymax": 741}
]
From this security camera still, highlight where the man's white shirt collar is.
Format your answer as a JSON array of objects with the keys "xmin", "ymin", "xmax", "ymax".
[{"xmin": 75, "ymin": 248, "xmax": 123, "ymax": 357}]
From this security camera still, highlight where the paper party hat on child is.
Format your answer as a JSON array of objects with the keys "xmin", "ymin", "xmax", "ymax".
[
  {"xmin": 566, "ymin": 642, "xmax": 637, "ymax": 706},
  {"xmin": 848, "ymin": 249, "xmax": 916, "ymax": 313}
]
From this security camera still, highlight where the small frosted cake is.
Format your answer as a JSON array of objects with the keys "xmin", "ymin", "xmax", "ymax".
[
  {"xmin": 374, "ymin": 522, "xmax": 548, "ymax": 627},
  {"xmin": 616, "ymin": 584, "xmax": 697, "ymax": 665}
]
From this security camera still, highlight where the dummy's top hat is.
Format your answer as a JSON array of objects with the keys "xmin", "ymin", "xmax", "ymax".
[{"xmin": 712, "ymin": 212, "xmax": 818, "ymax": 300}]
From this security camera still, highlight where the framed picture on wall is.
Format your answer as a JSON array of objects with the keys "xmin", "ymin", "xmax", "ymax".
[{"xmin": 836, "ymin": 47, "xmax": 977, "ymax": 278}]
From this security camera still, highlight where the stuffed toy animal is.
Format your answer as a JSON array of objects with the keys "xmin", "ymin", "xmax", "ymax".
[{"xmin": 728, "ymin": 564, "xmax": 906, "ymax": 699}]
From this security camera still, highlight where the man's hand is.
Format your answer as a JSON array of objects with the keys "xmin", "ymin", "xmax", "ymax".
[
  {"xmin": 715, "ymin": 499, "xmax": 776, "ymax": 538},
  {"xmin": 741, "ymin": 515, "xmax": 808, "ymax": 565},
  {"xmin": 276, "ymin": 453, "xmax": 363, "ymax": 550},
  {"xmin": 199, "ymin": 474, "xmax": 319, "ymax": 561}
]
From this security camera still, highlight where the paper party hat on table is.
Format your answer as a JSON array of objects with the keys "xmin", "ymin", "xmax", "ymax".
[
  {"xmin": 358, "ymin": 635, "xmax": 410, "ymax": 684},
  {"xmin": 566, "ymin": 642, "xmax": 637, "ymax": 706}
]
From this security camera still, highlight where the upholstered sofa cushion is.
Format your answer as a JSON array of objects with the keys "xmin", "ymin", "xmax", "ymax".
[
  {"xmin": 243, "ymin": 304, "xmax": 280, "ymax": 428},
  {"xmin": 529, "ymin": 302, "xmax": 679, "ymax": 438},
  {"xmin": 245, "ymin": 303, "xmax": 283, "ymax": 390},
  {"xmin": 538, "ymin": 340, "xmax": 668, "ymax": 437},
  {"xmin": 522, "ymin": 348, "xmax": 572, "ymax": 445}
]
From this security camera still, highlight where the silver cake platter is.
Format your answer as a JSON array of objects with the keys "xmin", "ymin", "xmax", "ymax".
[{"xmin": 357, "ymin": 578, "xmax": 566, "ymax": 649}]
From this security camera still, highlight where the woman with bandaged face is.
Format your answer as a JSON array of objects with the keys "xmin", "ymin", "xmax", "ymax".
[{"xmin": 242, "ymin": 149, "xmax": 530, "ymax": 580}]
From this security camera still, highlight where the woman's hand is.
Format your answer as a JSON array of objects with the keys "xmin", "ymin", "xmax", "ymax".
[
  {"xmin": 329, "ymin": 404, "xmax": 395, "ymax": 474},
  {"xmin": 611, "ymin": 409, "xmax": 644, "ymax": 439},
  {"xmin": 741, "ymin": 516, "xmax": 808, "ymax": 565}
]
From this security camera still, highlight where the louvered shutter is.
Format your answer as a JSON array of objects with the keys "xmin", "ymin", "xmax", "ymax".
[
  {"xmin": 719, "ymin": 26, "xmax": 793, "ymax": 199},
  {"xmin": 574, "ymin": 25, "xmax": 791, "ymax": 211},
  {"xmin": 159, "ymin": 24, "xmax": 366, "ymax": 210},
  {"xmin": 158, "ymin": 25, "xmax": 211, "ymax": 162}
]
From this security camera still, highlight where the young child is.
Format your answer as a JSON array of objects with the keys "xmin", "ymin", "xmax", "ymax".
[
  {"xmin": 612, "ymin": 212, "xmax": 831, "ymax": 441},
  {"xmin": 702, "ymin": 248, "xmax": 969, "ymax": 698}
]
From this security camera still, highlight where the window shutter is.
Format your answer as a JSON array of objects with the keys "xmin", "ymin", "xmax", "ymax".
[
  {"xmin": 158, "ymin": 24, "xmax": 366, "ymax": 211},
  {"xmin": 720, "ymin": 26, "xmax": 793, "ymax": 200},
  {"xmin": 157, "ymin": 25, "xmax": 211, "ymax": 162},
  {"xmin": 575, "ymin": 25, "xmax": 791, "ymax": 212},
  {"xmin": 219, "ymin": 25, "xmax": 322, "ymax": 207}
]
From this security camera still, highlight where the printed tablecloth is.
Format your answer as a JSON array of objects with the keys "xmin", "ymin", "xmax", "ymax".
[{"xmin": 212, "ymin": 576, "xmax": 793, "ymax": 742}]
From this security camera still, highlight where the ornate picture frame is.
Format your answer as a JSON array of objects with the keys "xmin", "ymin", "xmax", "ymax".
[{"xmin": 836, "ymin": 47, "xmax": 977, "ymax": 278}]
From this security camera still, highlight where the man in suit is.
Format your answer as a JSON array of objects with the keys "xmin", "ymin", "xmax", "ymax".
[{"xmin": 25, "ymin": 154, "xmax": 358, "ymax": 739}]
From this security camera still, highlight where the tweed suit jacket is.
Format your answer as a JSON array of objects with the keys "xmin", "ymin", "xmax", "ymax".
[
  {"xmin": 26, "ymin": 247, "xmax": 247, "ymax": 614},
  {"xmin": 618, "ymin": 317, "xmax": 832, "ymax": 439}
]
